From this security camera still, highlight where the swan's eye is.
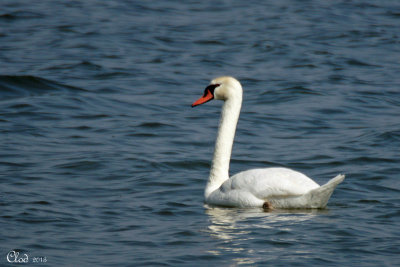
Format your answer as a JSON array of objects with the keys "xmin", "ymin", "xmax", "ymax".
[{"xmin": 203, "ymin": 83, "xmax": 220, "ymax": 97}]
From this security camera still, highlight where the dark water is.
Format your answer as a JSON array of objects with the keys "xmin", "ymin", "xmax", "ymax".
[{"xmin": 1, "ymin": 0, "xmax": 400, "ymax": 266}]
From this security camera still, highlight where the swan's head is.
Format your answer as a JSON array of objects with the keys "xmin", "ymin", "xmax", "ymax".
[{"xmin": 192, "ymin": 76, "xmax": 242, "ymax": 107}]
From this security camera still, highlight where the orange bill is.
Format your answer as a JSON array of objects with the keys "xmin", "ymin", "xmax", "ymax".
[{"xmin": 191, "ymin": 90, "xmax": 214, "ymax": 107}]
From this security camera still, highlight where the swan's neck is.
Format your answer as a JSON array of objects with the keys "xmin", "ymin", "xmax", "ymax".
[{"xmin": 205, "ymin": 96, "xmax": 242, "ymax": 198}]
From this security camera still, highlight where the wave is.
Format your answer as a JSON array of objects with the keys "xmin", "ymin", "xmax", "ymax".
[
  {"xmin": 0, "ymin": 75, "xmax": 86, "ymax": 100},
  {"xmin": 0, "ymin": 11, "xmax": 43, "ymax": 20}
]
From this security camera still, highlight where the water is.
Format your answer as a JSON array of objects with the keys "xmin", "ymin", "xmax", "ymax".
[{"xmin": 1, "ymin": 0, "xmax": 400, "ymax": 266}]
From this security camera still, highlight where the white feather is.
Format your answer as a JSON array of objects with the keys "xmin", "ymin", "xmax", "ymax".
[{"xmin": 193, "ymin": 76, "xmax": 345, "ymax": 209}]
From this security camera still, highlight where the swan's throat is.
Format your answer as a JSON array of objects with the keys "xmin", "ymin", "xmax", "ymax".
[{"xmin": 205, "ymin": 97, "xmax": 242, "ymax": 198}]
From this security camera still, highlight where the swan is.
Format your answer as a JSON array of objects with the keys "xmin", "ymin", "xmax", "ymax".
[{"xmin": 192, "ymin": 76, "xmax": 345, "ymax": 209}]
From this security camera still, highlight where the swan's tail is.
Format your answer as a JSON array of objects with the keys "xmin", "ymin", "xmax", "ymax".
[{"xmin": 306, "ymin": 174, "xmax": 345, "ymax": 208}]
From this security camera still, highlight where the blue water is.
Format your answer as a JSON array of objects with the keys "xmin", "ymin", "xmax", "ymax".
[{"xmin": 1, "ymin": 1, "xmax": 400, "ymax": 266}]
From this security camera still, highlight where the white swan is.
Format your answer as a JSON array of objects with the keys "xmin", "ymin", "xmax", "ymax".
[{"xmin": 192, "ymin": 76, "xmax": 345, "ymax": 209}]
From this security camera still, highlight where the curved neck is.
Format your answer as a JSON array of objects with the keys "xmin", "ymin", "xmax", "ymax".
[{"xmin": 205, "ymin": 96, "xmax": 242, "ymax": 198}]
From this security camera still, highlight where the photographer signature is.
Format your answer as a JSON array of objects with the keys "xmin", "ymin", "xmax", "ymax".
[{"xmin": 7, "ymin": 250, "xmax": 47, "ymax": 264}]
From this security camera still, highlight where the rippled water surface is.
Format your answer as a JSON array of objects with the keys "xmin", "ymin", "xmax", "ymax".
[{"xmin": 1, "ymin": 1, "xmax": 400, "ymax": 266}]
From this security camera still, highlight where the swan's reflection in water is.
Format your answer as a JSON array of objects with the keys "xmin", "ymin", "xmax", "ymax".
[{"xmin": 205, "ymin": 205, "xmax": 329, "ymax": 265}]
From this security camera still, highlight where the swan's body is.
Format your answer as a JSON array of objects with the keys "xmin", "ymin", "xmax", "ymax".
[{"xmin": 192, "ymin": 76, "xmax": 345, "ymax": 209}]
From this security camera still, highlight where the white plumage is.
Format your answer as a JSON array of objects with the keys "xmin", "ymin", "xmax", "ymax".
[{"xmin": 192, "ymin": 76, "xmax": 345, "ymax": 209}]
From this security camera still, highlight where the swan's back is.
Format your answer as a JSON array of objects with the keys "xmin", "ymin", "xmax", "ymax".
[{"xmin": 222, "ymin": 167, "xmax": 320, "ymax": 198}]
